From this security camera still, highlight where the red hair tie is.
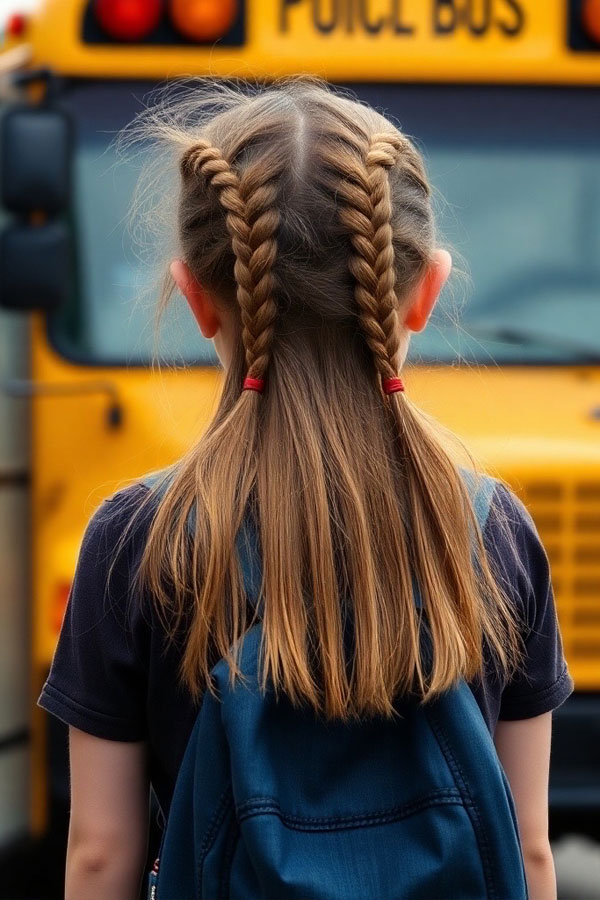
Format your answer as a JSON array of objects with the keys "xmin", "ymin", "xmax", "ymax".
[
  {"xmin": 382, "ymin": 376, "xmax": 405, "ymax": 395},
  {"xmin": 242, "ymin": 376, "xmax": 265, "ymax": 394}
]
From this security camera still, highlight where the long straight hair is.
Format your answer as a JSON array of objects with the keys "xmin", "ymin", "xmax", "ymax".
[{"xmin": 129, "ymin": 79, "xmax": 521, "ymax": 720}]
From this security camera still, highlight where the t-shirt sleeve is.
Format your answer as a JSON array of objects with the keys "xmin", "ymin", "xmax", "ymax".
[
  {"xmin": 38, "ymin": 483, "xmax": 152, "ymax": 741},
  {"xmin": 486, "ymin": 482, "xmax": 574, "ymax": 721}
]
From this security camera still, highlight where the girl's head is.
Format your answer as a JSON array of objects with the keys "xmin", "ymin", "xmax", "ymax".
[
  {"xmin": 136, "ymin": 79, "xmax": 519, "ymax": 719},
  {"xmin": 167, "ymin": 82, "xmax": 451, "ymax": 382}
]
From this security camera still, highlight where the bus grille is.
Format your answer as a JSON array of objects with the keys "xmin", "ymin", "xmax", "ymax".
[{"xmin": 521, "ymin": 479, "xmax": 600, "ymax": 681}]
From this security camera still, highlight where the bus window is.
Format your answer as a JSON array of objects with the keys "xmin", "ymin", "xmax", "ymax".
[
  {"xmin": 50, "ymin": 81, "xmax": 216, "ymax": 366},
  {"xmin": 48, "ymin": 81, "xmax": 600, "ymax": 367}
]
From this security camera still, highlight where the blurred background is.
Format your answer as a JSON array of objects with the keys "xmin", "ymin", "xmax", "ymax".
[{"xmin": 0, "ymin": 0, "xmax": 599, "ymax": 897}]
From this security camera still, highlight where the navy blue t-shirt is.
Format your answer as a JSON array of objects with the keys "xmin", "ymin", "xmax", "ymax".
[{"xmin": 38, "ymin": 478, "xmax": 573, "ymax": 817}]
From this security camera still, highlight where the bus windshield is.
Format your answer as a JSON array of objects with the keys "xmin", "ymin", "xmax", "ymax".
[{"xmin": 49, "ymin": 81, "xmax": 600, "ymax": 366}]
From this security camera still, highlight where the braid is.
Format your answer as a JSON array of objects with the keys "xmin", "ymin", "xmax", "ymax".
[
  {"xmin": 337, "ymin": 132, "xmax": 427, "ymax": 388},
  {"xmin": 237, "ymin": 161, "xmax": 280, "ymax": 379},
  {"xmin": 181, "ymin": 141, "xmax": 280, "ymax": 381}
]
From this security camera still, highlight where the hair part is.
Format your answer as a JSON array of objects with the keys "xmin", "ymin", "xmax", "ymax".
[{"xmin": 127, "ymin": 78, "xmax": 521, "ymax": 720}]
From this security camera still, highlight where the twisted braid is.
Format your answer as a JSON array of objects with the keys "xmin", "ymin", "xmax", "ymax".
[
  {"xmin": 337, "ymin": 132, "xmax": 427, "ymax": 388},
  {"xmin": 181, "ymin": 141, "xmax": 280, "ymax": 381}
]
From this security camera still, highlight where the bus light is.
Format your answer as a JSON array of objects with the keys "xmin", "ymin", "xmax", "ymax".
[
  {"xmin": 52, "ymin": 581, "xmax": 71, "ymax": 633},
  {"xmin": 582, "ymin": 0, "xmax": 600, "ymax": 44},
  {"xmin": 169, "ymin": 0, "xmax": 238, "ymax": 42},
  {"xmin": 6, "ymin": 13, "xmax": 27, "ymax": 37},
  {"xmin": 95, "ymin": 0, "xmax": 163, "ymax": 41}
]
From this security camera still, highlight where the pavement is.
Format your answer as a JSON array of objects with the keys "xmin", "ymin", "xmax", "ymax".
[{"xmin": 555, "ymin": 835, "xmax": 600, "ymax": 899}]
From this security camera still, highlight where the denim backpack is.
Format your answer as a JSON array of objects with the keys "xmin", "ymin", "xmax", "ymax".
[{"xmin": 146, "ymin": 471, "xmax": 527, "ymax": 900}]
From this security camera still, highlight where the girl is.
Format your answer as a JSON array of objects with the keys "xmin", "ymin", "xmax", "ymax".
[{"xmin": 39, "ymin": 79, "xmax": 572, "ymax": 899}]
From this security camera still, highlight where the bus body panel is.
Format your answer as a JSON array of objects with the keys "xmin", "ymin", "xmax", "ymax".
[{"xmin": 25, "ymin": 0, "xmax": 600, "ymax": 84}]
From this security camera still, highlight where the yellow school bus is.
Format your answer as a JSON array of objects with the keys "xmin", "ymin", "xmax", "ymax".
[{"xmin": 1, "ymin": 0, "xmax": 599, "ymax": 861}]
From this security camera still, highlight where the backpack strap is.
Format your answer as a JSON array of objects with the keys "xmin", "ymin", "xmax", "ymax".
[
  {"xmin": 413, "ymin": 470, "xmax": 496, "ymax": 610},
  {"xmin": 461, "ymin": 468, "xmax": 496, "ymax": 533},
  {"xmin": 139, "ymin": 467, "xmax": 173, "ymax": 494},
  {"xmin": 235, "ymin": 519, "xmax": 263, "ymax": 610}
]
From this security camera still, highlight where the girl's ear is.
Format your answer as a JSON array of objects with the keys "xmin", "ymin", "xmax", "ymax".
[
  {"xmin": 404, "ymin": 249, "xmax": 452, "ymax": 333},
  {"xmin": 170, "ymin": 259, "xmax": 221, "ymax": 340}
]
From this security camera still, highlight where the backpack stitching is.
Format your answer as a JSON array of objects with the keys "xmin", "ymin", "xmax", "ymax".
[
  {"xmin": 425, "ymin": 706, "xmax": 496, "ymax": 900},
  {"xmin": 217, "ymin": 814, "xmax": 240, "ymax": 899},
  {"xmin": 197, "ymin": 783, "xmax": 234, "ymax": 896},
  {"xmin": 236, "ymin": 788, "xmax": 462, "ymax": 831}
]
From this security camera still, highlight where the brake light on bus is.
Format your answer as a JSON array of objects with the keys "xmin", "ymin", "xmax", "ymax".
[
  {"xmin": 52, "ymin": 581, "xmax": 71, "ymax": 633},
  {"xmin": 6, "ymin": 13, "xmax": 27, "ymax": 37},
  {"xmin": 95, "ymin": 0, "xmax": 163, "ymax": 41},
  {"xmin": 169, "ymin": 0, "xmax": 238, "ymax": 42}
]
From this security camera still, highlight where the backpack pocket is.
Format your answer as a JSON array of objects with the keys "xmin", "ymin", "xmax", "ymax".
[{"xmin": 204, "ymin": 790, "xmax": 488, "ymax": 900}]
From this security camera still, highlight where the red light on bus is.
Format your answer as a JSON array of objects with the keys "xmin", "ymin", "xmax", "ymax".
[
  {"xmin": 52, "ymin": 581, "xmax": 71, "ymax": 633},
  {"xmin": 169, "ymin": 0, "xmax": 238, "ymax": 42},
  {"xmin": 95, "ymin": 0, "xmax": 163, "ymax": 41},
  {"xmin": 6, "ymin": 12, "xmax": 27, "ymax": 37},
  {"xmin": 582, "ymin": 0, "xmax": 600, "ymax": 44}
]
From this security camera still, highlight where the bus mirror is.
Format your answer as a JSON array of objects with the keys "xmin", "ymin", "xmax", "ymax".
[
  {"xmin": 0, "ymin": 220, "xmax": 71, "ymax": 312},
  {"xmin": 1, "ymin": 106, "xmax": 72, "ymax": 215}
]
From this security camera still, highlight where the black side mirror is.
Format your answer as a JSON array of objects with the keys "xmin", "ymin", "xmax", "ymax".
[
  {"xmin": 0, "ymin": 104, "xmax": 73, "ymax": 312},
  {"xmin": 1, "ymin": 105, "xmax": 72, "ymax": 214},
  {"xmin": 0, "ymin": 220, "xmax": 71, "ymax": 311}
]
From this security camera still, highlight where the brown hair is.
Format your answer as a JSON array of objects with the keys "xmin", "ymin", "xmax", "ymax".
[{"xmin": 131, "ymin": 79, "xmax": 520, "ymax": 719}]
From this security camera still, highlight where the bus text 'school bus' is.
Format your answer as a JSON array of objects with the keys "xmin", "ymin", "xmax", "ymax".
[{"xmin": 1, "ymin": 0, "xmax": 599, "ymax": 859}]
